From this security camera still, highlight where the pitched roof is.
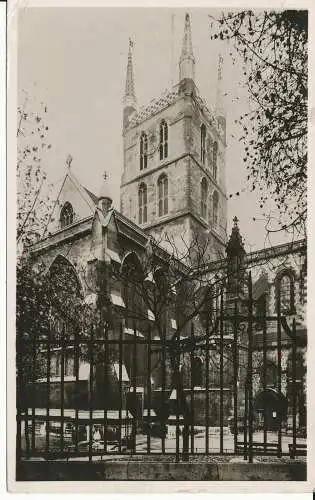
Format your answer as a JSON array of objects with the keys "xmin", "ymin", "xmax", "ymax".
[
  {"xmin": 83, "ymin": 186, "xmax": 99, "ymax": 205},
  {"xmin": 252, "ymin": 273, "xmax": 269, "ymax": 300}
]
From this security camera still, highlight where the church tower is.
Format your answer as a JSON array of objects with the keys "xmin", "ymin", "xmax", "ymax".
[{"xmin": 120, "ymin": 13, "xmax": 227, "ymax": 259}]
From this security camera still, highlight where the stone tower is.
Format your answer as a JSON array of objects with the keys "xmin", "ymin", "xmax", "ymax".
[{"xmin": 120, "ymin": 13, "xmax": 227, "ymax": 259}]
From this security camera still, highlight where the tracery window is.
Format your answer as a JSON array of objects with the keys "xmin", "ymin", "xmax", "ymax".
[
  {"xmin": 213, "ymin": 191, "xmax": 219, "ymax": 227},
  {"xmin": 140, "ymin": 132, "xmax": 148, "ymax": 170},
  {"xmin": 277, "ymin": 272, "xmax": 295, "ymax": 314},
  {"xmin": 201, "ymin": 177, "xmax": 208, "ymax": 219},
  {"xmin": 158, "ymin": 174, "xmax": 168, "ymax": 217},
  {"xmin": 60, "ymin": 202, "xmax": 74, "ymax": 228},
  {"xmin": 159, "ymin": 120, "xmax": 168, "ymax": 161},
  {"xmin": 138, "ymin": 183, "xmax": 147, "ymax": 224},
  {"xmin": 200, "ymin": 124, "xmax": 206, "ymax": 164},
  {"xmin": 213, "ymin": 141, "xmax": 218, "ymax": 180}
]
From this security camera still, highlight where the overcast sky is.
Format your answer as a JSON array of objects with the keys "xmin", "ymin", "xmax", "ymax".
[{"xmin": 18, "ymin": 7, "xmax": 290, "ymax": 251}]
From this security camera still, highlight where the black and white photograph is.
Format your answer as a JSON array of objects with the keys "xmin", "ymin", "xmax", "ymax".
[{"xmin": 8, "ymin": 1, "xmax": 311, "ymax": 490}]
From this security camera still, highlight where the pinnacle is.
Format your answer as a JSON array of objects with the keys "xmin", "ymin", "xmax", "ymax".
[
  {"xmin": 179, "ymin": 12, "xmax": 195, "ymax": 82},
  {"xmin": 124, "ymin": 39, "xmax": 137, "ymax": 107},
  {"xmin": 180, "ymin": 12, "xmax": 194, "ymax": 61}
]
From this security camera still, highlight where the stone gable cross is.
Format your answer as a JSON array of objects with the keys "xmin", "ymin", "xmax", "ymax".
[{"xmin": 66, "ymin": 154, "xmax": 73, "ymax": 169}]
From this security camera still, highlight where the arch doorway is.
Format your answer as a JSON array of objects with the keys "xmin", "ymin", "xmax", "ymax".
[{"xmin": 254, "ymin": 389, "xmax": 288, "ymax": 431}]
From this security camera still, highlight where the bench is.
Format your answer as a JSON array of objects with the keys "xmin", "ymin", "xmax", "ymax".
[
  {"xmin": 289, "ymin": 443, "xmax": 307, "ymax": 458},
  {"xmin": 236, "ymin": 441, "xmax": 279, "ymax": 455}
]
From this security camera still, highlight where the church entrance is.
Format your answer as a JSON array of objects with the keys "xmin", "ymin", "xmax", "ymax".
[{"xmin": 254, "ymin": 389, "xmax": 288, "ymax": 431}]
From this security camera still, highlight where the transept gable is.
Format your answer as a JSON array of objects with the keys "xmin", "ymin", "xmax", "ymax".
[{"xmin": 44, "ymin": 171, "xmax": 98, "ymax": 236}]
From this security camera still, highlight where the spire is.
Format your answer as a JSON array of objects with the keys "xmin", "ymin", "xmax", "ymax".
[
  {"xmin": 179, "ymin": 13, "xmax": 195, "ymax": 82},
  {"xmin": 123, "ymin": 38, "xmax": 137, "ymax": 110},
  {"xmin": 215, "ymin": 54, "xmax": 225, "ymax": 116}
]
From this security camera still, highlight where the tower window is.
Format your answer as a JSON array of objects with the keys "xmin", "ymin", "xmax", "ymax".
[
  {"xmin": 60, "ymin": 202, "xmax": 74, "ymax": 228},
  {"xmin": 201, "ymin": 177, "xmax": 208, "ymax": 219},
  {"xmin": 213, "ymin": 191, "xmax": 219, "ymax": 228},
  {"xmin": 213, "ymin": 142, "xmax": 218, "ymax": 180},
  {"xmin": 140, "ymin": 132, "xmax": 148, "ymax": 170},
  {"xmin": 138, "ymin": 183, "xmax": 147, "ymax": 224},
  {"xmin": 158, "ymin": 174, "xmax": 168, "ymax": 217},
  {"xmin": 159, "ymin": 120, "xmax": 168, "ymax": 161},
  {"xmin": 200, "ymin": 124, "xmax": 206, "ymax": 164}
]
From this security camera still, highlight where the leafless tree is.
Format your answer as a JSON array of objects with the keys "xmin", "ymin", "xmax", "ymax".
[{"xmin": 210, "ymin": 10, "xmax": 307, "ymax": 239}]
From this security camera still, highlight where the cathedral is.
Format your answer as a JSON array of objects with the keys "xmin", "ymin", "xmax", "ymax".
[{"xmin": 24, "ymin": 13, "xmax": 307, "ymax": 443}]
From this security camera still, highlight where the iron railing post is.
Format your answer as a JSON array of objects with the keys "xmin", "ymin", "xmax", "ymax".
[
  {"xmin": 88, "ymin": 324, "xmax": 94, "ymax": 461},
  {"xmin": 60, "ymin": 326, "xmax": 65, "ymax": 455},
  {"xmin": 205, "ymin": 290, "xmax": 210, "ymax": 454},
  {"xmin": 45, "ymin": 328, "xmax": 51, "ymax": 456},
  {"xmin": 31, "ymin": 330, "xmax": 37, "ymax": 453},
  {"xmin": 292, "ymin": 317, "xmax": 297, "ymax": 458},
  {"xmin": 248, "ymin": 272, "xmax": 253, "ymax": 463},
  {"xmin": 118, "ymin": 322, "xmax": 123, "ymax": 453},
  {"xmin": 146, "ymin": 325, "xmax": 152, "ymax": 454},
  {"xmin": 262, "ymin": 293, "xmax": 267, "ymax": 451},
  {"xmin": 233, "ymin": 300, "xmax": 238, "ymax": 453},
  {"xmin": 276, "ymin": 290, "xmax": 282, "ymax": 457},
  {"xmin": 189, "ymin": 322, "xmax": 195, "ymax": 455},
  {"xmin": 175, "ymin": 330, "xmax": 180, "ymax": 462},
  {"xmin": 132, "ymin": 321, "xmax": 137, "ymax": 452},
  {"xmin": 74, "ymin": 328, "xmax": 79, "ymax": 454},
  {"xmin": 161, "ymin": 331, "xmax": 166, "ymax": 454},
  {"xmin": 219, "ymin": 287, "xmax": 224, "ymax": 454},
  {"xmin": 103, "ymin": 319, "xmax": 109, "ymax": 455}
]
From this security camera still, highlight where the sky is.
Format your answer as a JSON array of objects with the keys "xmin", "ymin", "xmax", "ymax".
[{"xmin": 17, "ymin": 7, "xmax": 290, "ymax": 251}]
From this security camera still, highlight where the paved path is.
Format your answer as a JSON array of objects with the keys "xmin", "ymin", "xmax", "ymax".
[{"xmin": 134, "ymin": 430, "xmax": 306, "ymax": 454}]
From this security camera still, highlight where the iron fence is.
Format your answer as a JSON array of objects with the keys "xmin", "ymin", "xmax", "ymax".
[{"xmin": 16, "ymin": 275, "xmax": 306, "ymax": 463}]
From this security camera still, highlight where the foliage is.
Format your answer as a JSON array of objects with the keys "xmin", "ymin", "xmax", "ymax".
[
  {"xmin": 17, "ymin": 92, "xmax": 53, "ymax": 251},
  {"xmin": 210, "ymin": 10, "xmax": 307, "ymax": 234}
]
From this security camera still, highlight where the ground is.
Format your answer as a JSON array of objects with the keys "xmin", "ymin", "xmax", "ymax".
[{"xmin": 21, "ymin": 428, "xmax": 306, "ymax": 459}]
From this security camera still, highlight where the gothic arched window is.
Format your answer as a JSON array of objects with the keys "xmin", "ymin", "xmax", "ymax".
[
  {"xmin": 195, "ymin": 286, "xmax": 212, "ymax": 330},
  {"xmin": 276, "ymin": 271, "xmax": 295, "ymax": 315},
  {"xmin": 200, "ymin": 124, "xmax": 206, "ymax": 164},
  {"xmin": 121, "ymin": 253, "xmax": 144, "ymax": 330},
  {"xmin": 48, "ymin": 255, "xmax": 82, "ymax": 341},
  {"xmin": 213, "ymin": 191, "xmax": 219, "ymax": 227},
  {"xmin": 140, "ymin": 132, "xmax": 148, "ymax": 170},
  {"xmin": 60, "ymin": 202, "xmax": 74, "ymax": 228},
  {"xmin": 201, "ymin": 177, "xmax": 208, "ymax": 219},
  {"xmin": 159, "ymin": 120, "xmax": 168, "ymax": 161},
  {"xmin": 154, "ymin": 268, "xmax": 169, "ymax": 333},
  {"xmin": 138, "ymin": 183, "xmax": 147, "ymax": 224},
  {"xmin": 213, "ymin": 141, "xmax": 218, "ymax": 180},
  {"xmin": 192, "ymin": 356, "xmax": 203, "ymax": 387},
  {"xmin": 158, "ymin": 174, "xmax": 168, "ymax": 217},
  {"xmin": 265, "ymin": 360, "xmax": 278, "ymax": 388}
]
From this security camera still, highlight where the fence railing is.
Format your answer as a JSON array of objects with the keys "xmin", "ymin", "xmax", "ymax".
[{"xmin": 16, "ymin": 281, "xmax": 306, "ymax": 463}]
